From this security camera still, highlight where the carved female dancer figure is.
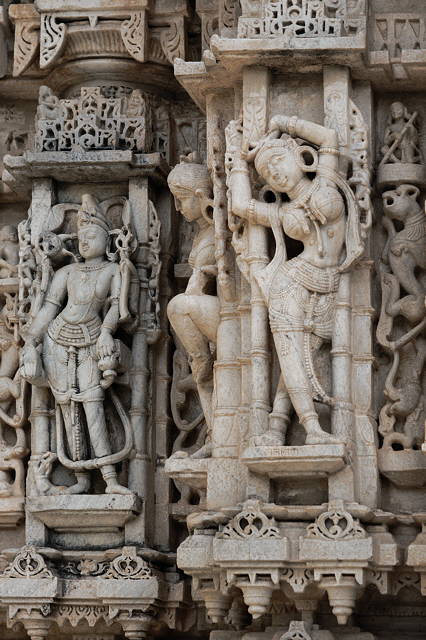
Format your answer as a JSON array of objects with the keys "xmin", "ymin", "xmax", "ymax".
[{"xmin": 227, "ymin": 114, "xmax": 363, "ymax": 445}]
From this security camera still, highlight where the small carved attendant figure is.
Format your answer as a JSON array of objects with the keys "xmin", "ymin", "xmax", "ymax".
[
  {"xmin": 381, "ymin": 102, "xmax": 422, "ymax": 165},
  {"xmin": 0, "ymin": 225, "xmax": 19, "ymax": 278},
  {"xmin": 22, "ymin": 195, "xmax": 132, "ymax": 495},
  {"xmin": 167, "ymin": 153, "xmax": 219, "ymax": 457},
  {"xmin": 227, "ymin": 114, "xmax": 363, "ymax": 446},
  {"xmin": 36, "ymin": 85, "xmax": 61, "ymax": 120}
]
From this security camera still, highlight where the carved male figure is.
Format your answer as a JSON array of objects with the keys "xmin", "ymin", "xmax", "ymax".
[
  {"xmin": 228, "ymin": 114, "xmax": 363, "ymax": 446},
  {"xmin": 22, "ymin": 195, "xmax": 131, "ymax": 494},
  {"xmin": 167, "ymin": 153, "xmax": 219, "ymax": 456}
]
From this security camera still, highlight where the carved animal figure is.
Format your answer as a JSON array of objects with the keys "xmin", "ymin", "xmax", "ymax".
[{"xmin": 382, "ymin": 184, "xmax": 426, "ymax": 324}]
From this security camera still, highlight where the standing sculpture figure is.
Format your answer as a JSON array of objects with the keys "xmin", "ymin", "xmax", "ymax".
[
  {"xmin": 167, "ymin": 154, "xmax": 219, "ymax": 457},
  {"xmin": 22, "ymin": 195, "xmax": 132, "ymax": 494},
  {"xmin": 227, "ymin": 114, "xmax": 363, "ymax": 446},
  {"xmin": 381, "ymin": 102, "xmax": 421, "ymax": 165}
]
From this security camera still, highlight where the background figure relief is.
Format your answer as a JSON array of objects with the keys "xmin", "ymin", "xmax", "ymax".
[{"xmin": 167, "ymin": 153, "xmax": 219, "ymax": 459}]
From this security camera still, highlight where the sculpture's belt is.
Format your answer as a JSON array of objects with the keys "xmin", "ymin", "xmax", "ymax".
[
  {"xmin": 50, "ymin": 384, "xmax": 104, "ymax": 405},
  {"xmin": 278, "ymin": 257, "xmax": 340, "ymax": 294},
  {"xmin": 48, "ymin": 315, "xmax": 102, "ymax": 347}
]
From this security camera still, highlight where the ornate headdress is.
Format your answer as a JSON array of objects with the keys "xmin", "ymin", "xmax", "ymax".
[
  {"xmin": 167, "ymin": 152, "xmax": 211, "ymax": 197},
  {"xmin": 253, "ymin": 134, "xmax": 318, "ymax": 176},
  {"xmin": 77, "ymin": 194, "xmax": 110, "ymax": 234}
]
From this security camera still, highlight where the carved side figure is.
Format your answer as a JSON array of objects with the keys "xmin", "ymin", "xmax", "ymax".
[
  {"xmin": 22, "ymin": 195, "xmax": 132, "ymax": 495},
  {"xmin": 0, "ymin": 225, "xmax": 19, "ymax": 278},
  {"xmin": 227, "ymin": 114, "xmax": 363, "ymax": 446},
  {"xmin": 380, "ymin": 102, "xmax": 421, "ymax": 166},
  {"xmin": 167, "ymin": 154, "xmax": 219, "ymax": 458},
  {"xmin": 0, "ymin": 226, "xmax": 28, "ymax": 497}
]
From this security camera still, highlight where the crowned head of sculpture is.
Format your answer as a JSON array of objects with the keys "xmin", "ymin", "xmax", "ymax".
[
  {"xmin": 167, "ymin": 152, "xmax": 212, "ymax": 223},
  {"xmin": 254, "ymin": 135, "xmax": 315, "ymax": 194},
  {"xmin": 77, "ymin": 194, "xmax": 110, "ymax": 260}
]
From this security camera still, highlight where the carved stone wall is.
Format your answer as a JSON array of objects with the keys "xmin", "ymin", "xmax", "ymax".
[{"xmin": 0, "ymin": 1, "xmax": 426, "ymax": 639}]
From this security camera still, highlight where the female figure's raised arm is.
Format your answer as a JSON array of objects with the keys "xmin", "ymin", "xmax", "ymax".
[{"xmin": 269, "ymin": 115, "xmax": 339, "ymax": 173}]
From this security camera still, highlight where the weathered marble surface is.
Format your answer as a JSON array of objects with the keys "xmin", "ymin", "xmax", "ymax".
[{"xmin": 0, "ymin": 1, "xmax": 426, "ymax": 639}]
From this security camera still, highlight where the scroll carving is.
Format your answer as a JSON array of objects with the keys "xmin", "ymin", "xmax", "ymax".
[
  {"xmin": 13, "ymin": 18, "xmax": 39, "ymax": 77},
  {"xmin": 39, "ymin": 14, "xmax": 67, "ymax": 69},
  {"xmin": 160, "ymin": 18, "xmax": 186, "ymax": 64},
  {"xmin": 121, "ymin": 11, "xmax": 147, "ymax": 63}
]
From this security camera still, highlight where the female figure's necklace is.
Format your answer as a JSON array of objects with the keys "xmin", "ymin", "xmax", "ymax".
[{"xmin": 77, "ymin": 261, "xmax": 107, "ymax": 281}]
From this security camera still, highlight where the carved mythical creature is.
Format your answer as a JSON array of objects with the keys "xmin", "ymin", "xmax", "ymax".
[
  {"xmin": 22, "ymin": 194, "xmax": 134, "ymax": 495},
  {"xmin": 227, "ymin": 114, "xmax": 364, "ymax": 446},
  {"xmin": 377, "ymin": 185, "xmax": 426, "ymax": 448},
  {"xmin": 380, "ymin": 102, "xmax": 421, "ymax": 166},
  {"xmin": 167, "ymin": 153, "xmax": 219, "ymax": 458},
  {"xmin": 381, "ymin": 185, "xmax": 426, "ymax": 324}
]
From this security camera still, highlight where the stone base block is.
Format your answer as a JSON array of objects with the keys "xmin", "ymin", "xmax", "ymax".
[
  {"xmin": 27, "ymin": 494, "xmax": 141, "ymax": 534},
  {"xmin": 376, "ymin": 162, "xmax": 426, "ymax": 189},
  {"xmin": 0, "ymin": 497, "xmax": 24, "ymax": 528},
  {"xmin": 241, "ymin": 445, "xmax": 346, "ymax": 478},
  {"xmin": 378, "ymin": 449, "xmax": 426, "ymax": 487},
  {"xmin": 165, "ymin": 456, "xmax": 208, "ymax": 492}
]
